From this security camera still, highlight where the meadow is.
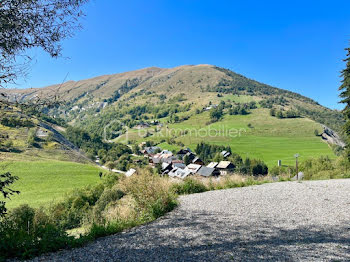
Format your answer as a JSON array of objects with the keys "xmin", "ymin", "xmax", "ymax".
[
  {"xmin": 1, "ymin": 160, "xmax": 101, "ymax": 209},
  {"xmin": 120, "ymin": 108, "xmax": 335, "ymax": 167}
]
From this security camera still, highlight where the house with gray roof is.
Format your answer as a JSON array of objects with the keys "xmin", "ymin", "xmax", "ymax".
[
  {"xmin": 207, "ymin": 162, "xmax": 218, "ymax": 168},
  {"xmin": 196, "ymin": 166, "xmax": 219, "ymax": 177},
  {"xmin": 192, "ymin": 157, "xmax": 205, "ymax": 165},
  {"xmin": 186, "ymin": 163, "xmax": 202, "ymax": 174}
]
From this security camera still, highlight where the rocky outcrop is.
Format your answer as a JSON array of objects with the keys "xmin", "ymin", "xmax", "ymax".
[{"xmin": 321, "ymin": 125, "xmax": 345, "ymax": 148}]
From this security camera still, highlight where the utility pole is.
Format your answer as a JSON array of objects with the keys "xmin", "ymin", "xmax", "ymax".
[{"xmin": 294, "ymin": 153, "xmax": 299, "ymax": 180}]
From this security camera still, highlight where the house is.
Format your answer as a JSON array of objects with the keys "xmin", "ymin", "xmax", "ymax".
[
  {"xmin": 150, "ymin": 120, "xmax": 159, "ymax": 125},
  {"xmin": 173, "ymin": 162, "xmax": 186, "ymax": 169},
  {"xmin": 216, "ymin": 161, "xmax": 235, "ymax": 175},
  {"xmin": 160, "ymin": 150, "xmax": 173, "ymax": 155},
  {"xmin": 134, "ymin": 123, "xmax": 150, "ymax": 129},
  {"xmin": 207, "ymin": 162, "xmax": 218, "ymax": 168},
  {"xmin": 151, "ymin": 150, "xmax": 174, "ymax": 164},
  {"xmin": 142, "ymin": 146, "xmax": 160, "ymax": 156},
  {"xmin": 133, "ymin": 159, "xmax": 143, "ymax": 164},
  {"xmin": 176, "ymin": 148, "xmax": 192, "ymax": 158},
  {"xmin": 192, "ymin": 157, "xmax": 205, "ymax": 165},
  {"xmin": 138, "ymin": 141, "xmax": 147, "ymax": 148},
  {"xmin": 161, "ymin": 162, "xmax": 173, "ymax": 172},
  {"xmin": 185, "ymin": 152, "xmax": 196, "ymax": 161},
  {"xmin": 217, "ymin": 161, "xmax": 235, "ymax": 169},
  {"xmin": 220, "ymin": 150, "xmax": 231, "ymax": 158},
  {"xmin": 168, "ymin": 167, "xmax": 191, "ymax": 179},
  {"xmin": 186, "ymin": 164, "xmax": 202, "ymax": 174},
  {"xmin": 125, "ymin": 168, "xmax": 136, "ymax": 177},
  {"xmin": 36, "ymin": 128, "xmax": 49, "ymax": 138},
  {"xmin": 196, "ymin": 166, "xmax": 219, "ymax": 177},
  {"xmin": 204, "ymin": 104, "xmax": 218, "ymax": 111}
]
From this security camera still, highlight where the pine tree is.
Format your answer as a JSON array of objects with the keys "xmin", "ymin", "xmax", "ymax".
[{"xmin": 339, "ymin": 44, "xmax": 350, "ymax": 158}]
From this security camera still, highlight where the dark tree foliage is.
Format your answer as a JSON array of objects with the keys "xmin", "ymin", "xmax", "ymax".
[
  {"xmin": 339, "ymin": 44, "xmax": 350, "ymax": 158},
  {"xmin": 209, "ymin": 107, "xmax": 223, "ymax": 122},
  {"xmin": 195, "ymin": 142, "xmax": 231, "ymax": 163},
  {"xmin": 269, "ymin": 108, "xmax": 300, "ymax": 119},
  {"xmin": 194, "ymin": 142, "xmax": 268, "ymax": 175},
  {"xmin": 259, "ymin": 96, "xmax": 288, "ymax": 108},
  {"xmin": 213, "ymin": 67, "xmax": 318, "ymax": 104},
  {"xmin": 295, "ymin": 105, "xmax": 344, "ymax": 134},
  {"xmin": 0, "ymin": 0, "xmax": 88, "ymax": 87},
  {"xmin": 0, "ymin": 172, "xmax": 19, "ymax": 217},
  {"xmin": 65, "ymin": 126, "xmax": 132, "ymax": 164},
  {"xmin": 0, "ymin": 116, "xmax": 34, "ymax": 128}
]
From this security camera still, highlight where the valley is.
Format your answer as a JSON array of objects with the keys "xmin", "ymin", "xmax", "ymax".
[{"xmin": 0, "ymin": 65, "xmax": 347, "ymax": 260}]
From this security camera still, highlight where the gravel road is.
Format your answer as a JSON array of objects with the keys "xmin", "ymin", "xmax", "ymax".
[{"xmin": 27, "ymin": 179, "xmax": 350, "ymax": 261}]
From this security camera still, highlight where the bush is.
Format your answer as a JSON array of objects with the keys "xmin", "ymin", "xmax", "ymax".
[
  {"xmin": 48, "ymin": 184, "xmax": 105, "ymax": 229},
  {"xmin": 299, "ymin": 155, "xmax": 350, "ymax": 180},
  {"xmin": 250, "ymin": 160, "xmax": 268, "ymax": 176},
  {"xmin": 269, "ymin": 166, "xmax": 289, "ymax": 176},
  {"xmin": 118, "ymin": 172, "xmax": 177, "ymax": 221},
  {"xmin": 172, "ymin": 178, "xmax": 208, "ymax": 195},
  {"xmin": 0, "ymin": 171, "xmax": 178, "ymax": 260},
  {"xmin": 0, "ymin": 205, "xmax": 76, "ymax": 260}
]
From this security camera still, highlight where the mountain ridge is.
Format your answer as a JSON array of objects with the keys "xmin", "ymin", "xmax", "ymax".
[{"xmin": 1, "ymin": 64, "xmax": 344, "ymax": 135}]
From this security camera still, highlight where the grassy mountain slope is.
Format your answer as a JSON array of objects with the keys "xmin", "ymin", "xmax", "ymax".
[
  {"xmin": 0, "ymin": 105, "xmax": 101, "ymax": 208},
  {"xmin": 3, "ymin": 65, "xmax": 344, "ymax": 167}
]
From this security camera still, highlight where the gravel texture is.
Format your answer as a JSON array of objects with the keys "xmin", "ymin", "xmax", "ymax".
[{"xmin": 25, "ymin": 179, "xmax": 350, "ymax": 261}]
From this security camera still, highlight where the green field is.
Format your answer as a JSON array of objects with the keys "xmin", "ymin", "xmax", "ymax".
[
  {"xmin": 1, "ymin": 160, "xmax": 102, "ymax": 209},
  {"xmin": 120, "ymin": 108, "xmax": 335, "ymax": 167}
]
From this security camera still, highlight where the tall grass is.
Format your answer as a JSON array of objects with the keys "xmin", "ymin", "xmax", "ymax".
[
  {"xmin": 0, "ymin": 171, "xmax": 177, "ymax": 260},
  {"xmin": 172, "ymin": 174, "xmax": 275, "ymax": 195},
  {"xmin": 3, "ymin": 156, "xmax": 345, "ymax": 261}
]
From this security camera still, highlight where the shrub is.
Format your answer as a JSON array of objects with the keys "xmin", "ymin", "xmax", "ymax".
[
  {"xmin": 118, "ymin": 172, "xmax": 177, "ymax": 221},
  {"xmin": 92, "ymin": 187, "xmax": 125, "ymax": 223},
  {"xmin": 251, "ymin": 160, "xmax": 268, "ymax": 176},
  {"xmin": 172, "ymin": 178, "xmax": 208, "ymax": 195},
  {"xmin": 0, "ymin": 205, "xmax": 76, "ymax": 260},
  {"xmin": 48, "ymin": 184, "xmax": 105, "ymax": 229},
  {"xmin": 0, "ymin": 171, "xmax": 178, "ymax": 260},
  {"xmin": 269, "ymin": 166, "xmax": 289, "ymax": 176}
]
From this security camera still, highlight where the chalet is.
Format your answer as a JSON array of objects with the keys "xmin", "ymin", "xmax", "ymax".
[
  {"xmin": 168, "ymin": 167, "xmax": 191, "ymax": 179},
  {"xmin": 160, "ymin": 150, "xmax": 173, "ymax": 155},
  {"xmin": 216, "ymin": 161, "xmax": 235, "ymax": 175},
  {"xmin": 204, "ymin": 104, "xmax": 218, "ymax": 111},
  {"xmin": 133, "ymin": 159, "xmax": 143, "ymax": 164},
  {"xmin": 173, "ymin": 162, "xmax": 186, "ymax": 169},
  {"xmin": 150, "ymin": 120, "xmax": 159, "ymax": 125},
  {"xmin": 125, "ymin": 168, "xmax": 136, "ymax": 177},
  {"xmin": 186, "ymin": 163, "xmax": 202, "ymax": 174},
  {"xmin": 134, "ymin": 123, "xmax": 150, "ymax": 129},
  {"xmin": 161, "ymin": 162, "xmax": 173, "ymax": 172},
  {"xmin": 196, "ymin": 166, "xmax": 219, "ymax": 177},
  {"xmin": 192, "ymin": 157, "xmax": 205, "ymax": 165},
  {"xmin": 151, "ymin": 150, "xmax": 175, "ymax": 164},
  {"xmin": 220, "ymin": 150, "xmax": 231, "ymax": 158},
  {"xmin": 207, "ymin": 162, "xmax": 218, "ymax": 168},
  {"xmin": 176, "ymin": 148, "xmax": 192, "ymax": 158},
  {"xmin": 185, "ymin": 152, "xmax": 196, "ymax": 161},
  {"xmin": 142, "ymin": 146, "xmax": 160, "ymax": 156},
  {"xmin": 138, "ymin": 141, "xmax": 147, "ymax": 148},
  {"xmin": 36, "ymin": 128, "xmax": 49, "ymax": 138}
]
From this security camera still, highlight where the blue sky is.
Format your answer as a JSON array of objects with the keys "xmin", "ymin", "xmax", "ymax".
[{"xmin": 17, "ymin": 0, "xmax": 350, "ymax": 109}]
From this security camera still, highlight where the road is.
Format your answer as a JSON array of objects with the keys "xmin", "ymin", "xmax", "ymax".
[{"xmin": 26, "ymin": 179, "xmax": 350, "ymax": 261}]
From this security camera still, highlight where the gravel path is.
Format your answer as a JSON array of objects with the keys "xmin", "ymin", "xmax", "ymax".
[{"xmin": 27, "ymin": 179, "xmax": 350, "ymax": 261}]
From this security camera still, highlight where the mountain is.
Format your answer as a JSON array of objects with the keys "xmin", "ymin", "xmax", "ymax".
[
  {"xmin": 0, "ymin": 103, "xmax": 89, "ymax": 163},
  {"xmin": 2, "ymin": 64, "xmax": 344, "ymax": 166}
]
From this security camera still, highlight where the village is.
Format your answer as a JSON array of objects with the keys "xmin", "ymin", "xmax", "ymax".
[{"xmin": 124, "ymin": 143, "xmax": 236, "ymax": 179}]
